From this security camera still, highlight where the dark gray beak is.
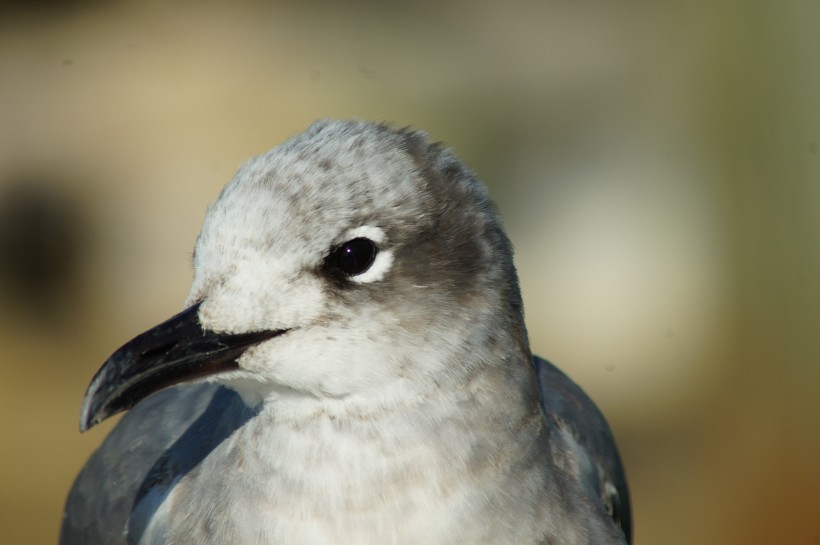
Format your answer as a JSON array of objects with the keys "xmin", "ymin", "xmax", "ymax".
[{"xmin": 79, "ymin": 302, "xmax": 284, "ymax": 432}]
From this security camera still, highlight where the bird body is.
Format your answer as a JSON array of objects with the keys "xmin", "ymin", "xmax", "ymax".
[{"xmin": 61, "ymin": 120, "xmax": 630, "ymax": 545}]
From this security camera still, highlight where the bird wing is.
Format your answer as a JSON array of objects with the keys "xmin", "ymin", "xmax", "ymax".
[
  {"xmin": 59, "ymin": 384, "xmax": 254, "ymax": 545},
  {"xmin": 534, "ymin": 355, "xmax": 632, "ymax": 544}
]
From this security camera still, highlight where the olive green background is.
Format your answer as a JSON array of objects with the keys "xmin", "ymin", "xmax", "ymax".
[{"xmin": 1, "ymin": 2, "xmax": 818, "ymax": 544}]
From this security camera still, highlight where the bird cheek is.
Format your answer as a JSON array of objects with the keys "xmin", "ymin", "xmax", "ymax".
[{"xmin": 198, "ymin": 276, "xmax": 326, "ymax": 335}]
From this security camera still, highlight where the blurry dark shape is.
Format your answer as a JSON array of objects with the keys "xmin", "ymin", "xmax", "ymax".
[
  {"xmin": 62, "ymin": 58, "xmax": 74, "ymax": 66},
  {"xmin": 358, "ymin": 64, "xmax": 376, "ymax": 80},
  {"xmin": 2, "ymin": 0, "xmax": 104, "ymax": 23},
  {"xmin": 0, "ymin": 174, "xmax": 89, "ymax": 325},
  {"xmin": 809, "ymin": 142, "xmax": 818, "ymax": 154}
]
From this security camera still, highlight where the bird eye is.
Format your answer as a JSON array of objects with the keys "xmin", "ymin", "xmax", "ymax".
[{"xmin": 333, "ymin": 237, "xmax": 378, "ymax": 276}]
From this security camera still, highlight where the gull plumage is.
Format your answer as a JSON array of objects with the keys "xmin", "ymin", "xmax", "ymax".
[{"xmin": 61, "ymin": 120, "xmax": 631, "ymax": 545}]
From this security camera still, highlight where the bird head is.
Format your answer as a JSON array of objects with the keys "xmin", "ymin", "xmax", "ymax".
[{"xmin": 80, "ymin": 120, "xmax": 529, "ymax": 431}]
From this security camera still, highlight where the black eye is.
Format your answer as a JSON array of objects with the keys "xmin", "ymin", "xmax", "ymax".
[{"xmin": 332, "ymin": 237, "xmax": 378, "ymax": 276}]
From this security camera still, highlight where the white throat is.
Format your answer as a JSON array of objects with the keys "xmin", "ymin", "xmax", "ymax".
[{"xmin": 160, "ymin": 371, "xmax": 553, "ymax": 545}]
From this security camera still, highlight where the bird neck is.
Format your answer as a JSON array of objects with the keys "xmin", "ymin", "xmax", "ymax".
[
  {"xmin": 169, "ymin": 355, "xmax": 565, "ymax": 544},
  {"xmin": 228, "ymin": 362, "xmax": 551, "ymax": 539}
]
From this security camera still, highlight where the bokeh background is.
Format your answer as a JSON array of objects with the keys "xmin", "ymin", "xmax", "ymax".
[{"xmin": 1, "ymin": 1, "xmax": 818, "ymax": 544}]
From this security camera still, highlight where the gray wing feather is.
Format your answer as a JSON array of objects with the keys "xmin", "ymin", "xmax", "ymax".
[
  {"xmin": 534, "ymin": 355, "xmax": 632, "ymax": 544},
  {"xmin": 59, "ymin": 384, "xmax": 254, "ymax": 545}
]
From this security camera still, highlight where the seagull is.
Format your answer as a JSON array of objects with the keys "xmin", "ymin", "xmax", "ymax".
[{"xmin": 60, "ymin": 120, "xmax": 632, "ymax": 545}]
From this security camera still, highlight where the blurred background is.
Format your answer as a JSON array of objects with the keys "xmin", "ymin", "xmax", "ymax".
[{"xmin": 1, "ymin": 1, "xmax": 818, "ymax": 543}]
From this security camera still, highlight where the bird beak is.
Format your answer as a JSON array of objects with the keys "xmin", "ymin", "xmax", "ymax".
[{"xmin": 79, "ymin": 302, "xmax": 284, "ymax": 432}]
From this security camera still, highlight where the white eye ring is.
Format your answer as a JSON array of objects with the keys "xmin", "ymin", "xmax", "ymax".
[
  {"xmin": 343, "ymin": 226, "xmax": 387, "ymax": 245},
  {"xmin": 340, "ymin": 226, "xmax": 393, "ymax": 283}
]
